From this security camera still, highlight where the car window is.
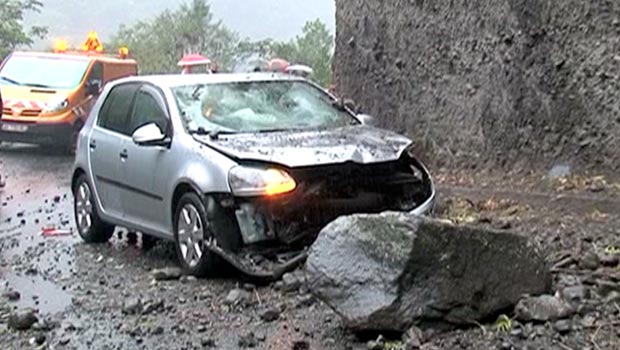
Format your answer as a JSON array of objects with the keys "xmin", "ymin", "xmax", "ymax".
[
  {"xmin": 97, "ymin": 83, "xmax": 139, "ymax": 135},
  {"xmin": 172, "ymin": 80, "xmax": 358, "ymax": 134},
  {"xmin": 129, "ymin": 86, "xmax": 169, "ymax": 134}
]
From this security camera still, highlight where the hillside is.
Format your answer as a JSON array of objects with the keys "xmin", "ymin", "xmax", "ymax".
[{"xmin": 26, "ymin": 0, "xmax": 335, "ymax": 47}]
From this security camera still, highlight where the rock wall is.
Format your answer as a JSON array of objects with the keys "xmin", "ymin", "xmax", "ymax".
[{"xmin": 334, "ymin": 0, "xmax": 620, "ymax": 172}]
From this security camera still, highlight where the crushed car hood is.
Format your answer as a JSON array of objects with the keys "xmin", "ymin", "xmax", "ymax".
[{"xmin": 194, "ymin": 125, "xmax": 412, "ymax": 167}]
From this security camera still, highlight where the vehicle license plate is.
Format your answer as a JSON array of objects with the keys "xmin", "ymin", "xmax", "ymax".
[{"xmin": 1, "ymin": 123, "xmax": 28, "ymax": 133}]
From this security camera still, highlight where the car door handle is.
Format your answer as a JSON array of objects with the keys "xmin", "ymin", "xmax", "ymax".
[
  {"xmin": 89, "ymin": 140, "xmax": 96, "ymax": 150},
  {"xmin": 119, "ymin": 149, "xmax": 128, "ymax": 159}
]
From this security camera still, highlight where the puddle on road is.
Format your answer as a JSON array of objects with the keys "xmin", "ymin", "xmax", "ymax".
[{"xmin": 0, "ymin": 269, "xmax": 73, "ymax": 314}]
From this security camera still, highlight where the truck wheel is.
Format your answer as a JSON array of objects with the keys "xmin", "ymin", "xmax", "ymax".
[
  {"xmin": 73, "ymin": 175, "xmax": 114, "ymax": 243},
  {"xmin": 174, "ymin": 193, "xmax": 240, "ymax": 277}
]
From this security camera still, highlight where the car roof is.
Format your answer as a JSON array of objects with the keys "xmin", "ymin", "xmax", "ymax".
[
  {"xmin": 113, "ymin": 73, "xmax": 308, "ymax": 88},
  {"xmin": 10, "ymin": 51, "xmax": 137, "ymax": 65}
]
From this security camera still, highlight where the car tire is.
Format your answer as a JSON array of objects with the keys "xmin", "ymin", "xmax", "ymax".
[
  {"xmin": 174, "ymin": 192, "xmax": 240, "ymax": 277},
  {"xmin": 73, "ymin": 174, "xmax": 115, "ymax": 243}
]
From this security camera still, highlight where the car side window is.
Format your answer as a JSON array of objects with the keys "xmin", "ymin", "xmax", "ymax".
[
  {"xmin": 97, "ymin": 83, "xmax": 140, "ymax": 135},
  {"xmin": 129, "ymin": 86, "xmax": 169, "ymax": 134}
]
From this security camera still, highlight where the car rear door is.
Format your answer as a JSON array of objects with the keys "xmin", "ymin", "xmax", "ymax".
[
  {"xmin": 119, "ymin": 84, "xmax": 173, "ymax": 235},
  {"xmin": 88, "ymin": 82, "xmax": 139, "ymax": 219}
]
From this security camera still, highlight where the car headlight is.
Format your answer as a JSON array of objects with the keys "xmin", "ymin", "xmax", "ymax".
[
  {"xmin": 43, "ymin": 97, "xmax": 69, "ymax": 113},
  {"xmin": 229, "ymin": 166, "xmax": 297, "ymax": 197}
]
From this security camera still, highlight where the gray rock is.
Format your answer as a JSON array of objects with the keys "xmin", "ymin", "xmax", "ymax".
[
  {"xmin": 8, "ymin": 310, "xmax": 38, "ymax": 330},
  {"xmin": 225, "ymin": 289, "xmax": 250, "ymax": 306},
  {"xmin": 282, "ymin": 272, "xmax": 302, "ymax": 293},
  {"xmin": 403, "ymin": 326, "xmax": 423, "ymax": 349},
  {"xmin": 306, "ymin": 213, "xmax": 551, "ymax": 331},
  {"xmin": 553, "ymin": 319, "xmax": 572, "ymax": 334},
  {"xmin": 2, "ymin": 290, "xmax": 20, "ymax": 301},
  {"xmin": 548, "ymin": 165, "xmax": 571, "ymax": 179},
  {"xmin": 596, "ymin": 280, "xmax": 620, "ymax": 297},
  {"xmin": 561, "ymin": 285, "xmax": 589, "ymax": 305},
  {"xmin": 151, "ymin": 267, "xmax": 183, "ymax": 281},
  {"xmin": 578, "ymin": 252, "xmax": 600, "ymax": 270},
  {"xmin": 605, "ymin": 291, "xmax": 620, "ymax": 304},
  {"xmin": 201, "ymin": 338, "xmax": 216, "ymax": 347},
  {"xmin": 292, "ymin": 340, "xmax": 310, "ymax": 350},
  {"xmin": 259, "ymin": 307, "xmax": 280, "ymax": 322},
  {"xmin": 600, "ymin": 254, "xmax": 619, "ymax": 267},
  {"xmin": 515, "ymin": 295, "xmax": 575, "ymax": 322},
  {"xmin": 122, "ymin": 298, "xmax": 143, "ymax": 315},
  {"xmin": 238, "ymin": 332, "xmax": 258, "ymax": 348}
]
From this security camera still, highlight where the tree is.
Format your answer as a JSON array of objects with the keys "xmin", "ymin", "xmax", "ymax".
[
  {"xmin": 110, "ymin": 0, "xmax": 239, "ymax": 74},
  {"xmin": 271, "ymin": 19, "xmax": 334, "ymax": 86},
  {"xmin": 0, "ymin": 0, "xmax": 47, "ymax": 58}
]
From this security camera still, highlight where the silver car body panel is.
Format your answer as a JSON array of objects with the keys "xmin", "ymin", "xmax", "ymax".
[
  {"xmin": 73, "ymin": 73, "xmax": 435, "ymax": 240},
  {"xmin": 193, "ymin": 125, "xmax": 412, "ymax": 168}
]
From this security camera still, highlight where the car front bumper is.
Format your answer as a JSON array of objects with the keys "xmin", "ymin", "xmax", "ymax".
[{"xmin": 0, "ymin": 121, "xmax": 73, "ymax": 145}]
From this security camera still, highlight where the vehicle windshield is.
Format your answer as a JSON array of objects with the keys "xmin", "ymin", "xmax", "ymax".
[
  {"xmin": 172, "ymin": 80, "xmax": 358, "ymax": 134},
  {"xmin": 0, "ymin": 55, "xmax": 90, "ymax": 89}
]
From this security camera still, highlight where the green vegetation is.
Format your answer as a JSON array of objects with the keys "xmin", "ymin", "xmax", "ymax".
[
  {"xmin": 0, "ymin": 0, "xmax": 47, "ymax": 58},
  {"xmin": 110, "ymin": 0, "xmax": 334, "ymax": 85}
]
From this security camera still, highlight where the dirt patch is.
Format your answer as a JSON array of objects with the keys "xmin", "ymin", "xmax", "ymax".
[{"xmin": 333, "ymin": 0, "xmax": 620, "ymax": 174}]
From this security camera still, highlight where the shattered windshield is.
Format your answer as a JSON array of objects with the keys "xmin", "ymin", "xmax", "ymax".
[
  {"xmin": 0, "ymin": 55, "xmax": 90, "ymax": 89},
  {"xmin": 172, "ymin": 80, "xmax": 358, "ymax": 134}
]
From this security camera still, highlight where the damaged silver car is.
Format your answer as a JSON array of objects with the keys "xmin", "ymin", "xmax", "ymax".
[{"xmin": 71, "ymin": 73, "xmax": 435, "ymax": 279}]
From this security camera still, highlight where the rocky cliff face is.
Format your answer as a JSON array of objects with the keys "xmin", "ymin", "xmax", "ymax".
[{"xmin": 334, "ymin": 0, "xmax": 620, "ymax": 173}]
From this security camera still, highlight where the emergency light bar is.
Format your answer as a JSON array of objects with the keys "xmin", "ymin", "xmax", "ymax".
[{"xmin": 51, "ymin": 32, "xmax": 131, "ymax": 59}]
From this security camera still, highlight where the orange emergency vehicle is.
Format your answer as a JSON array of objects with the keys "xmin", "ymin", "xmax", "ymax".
[{"xmin": 0, "ymin": 32, "xmax": 137, "ymax": 152}]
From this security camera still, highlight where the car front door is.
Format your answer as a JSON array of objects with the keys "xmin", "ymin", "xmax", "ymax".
[
  {"xmin": 119, "ymin": 84, "xmax": 173, "ymax": 235},
  {"xmin": 88, "ymin": 82, "xmax": 139, "ymax": 220}
]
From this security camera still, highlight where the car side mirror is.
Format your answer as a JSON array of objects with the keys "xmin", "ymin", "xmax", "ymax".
[
  {"xmin": 356, "ymin": 114, "xmax": 378, "ymax": 126},
  {"xmin": 132, "ymin": 122, "xmax": 169, "ymax": 147},
  {"xmin": 85, "ymin": 80, "xmax": 101, "ymax": 96}
]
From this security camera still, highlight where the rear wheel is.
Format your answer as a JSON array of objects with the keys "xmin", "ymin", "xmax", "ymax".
[
  {"xmin": 73, "ymin": 175, "xmax": 114, "ymax": 243},
  {"xmin": 174, "ymin": 193, "xmax": 240, "ymax": 277}
]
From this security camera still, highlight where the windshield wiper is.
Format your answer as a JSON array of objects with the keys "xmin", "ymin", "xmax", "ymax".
[
  {"xmin": 189, "ymin": 127, "xmax": 238, "ymax": 140},
  {"xmin": 255, "ymin": 128, "xmax": 299, "ymax": 134},
  {"xmin": 0, "ymin": 76, "xmax": 22, "ymax": 85}
]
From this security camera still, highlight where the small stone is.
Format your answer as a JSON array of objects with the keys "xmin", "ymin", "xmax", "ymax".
[
  {"xmin": 201, "ymin": 338, "xmax": 216, "ymax": 347},
  {"xmin": 515, "ymin": 295, "xmax": 575, "ymax": 322},
  {"xmin": 53, "ymin": 196, "xmax": 61, "ymax": 203},
  {"xmin": 367, "ymin": 340, "xmax": 384, "ymax": 350},
  {"xmin": 34, "ymin": 334, "xmax": 46, "ymax": 345},
  {"xmin": 282, "ymin": 272, "xmax": 302, "ymax": 292},
  {"xmin": 403, "ymin": 326, "xmax": 423, "ymax": 349},
  {"xmin": 243, "ymin": 283, "xmax": 256, "ymax": 291},
  {"xmin": 59, "ymin": 337, "xmax": 71, "ymax": 345},
  {"xmin": 151, "ymin": 326, "xmax": 164, "ymax": 335},
  {"xmin": 499, "ymin": 342, "xmax": 512, "ymax": 350},
  {"xmin": 296, "ymin": 294, "xmax": 315, "ymax": 308},
  {"xmin": 2, "ymin": 290, "xmax": 20, "ymax": 301},
  {"xmin": 596, "ymin": 280, "xmax": 620, "ymax": 297},
  {"xmin": 179, "ymin": 275, "xmax": 197, "ymax": 284},
  {"xmin": 561, "ymin": 285, "xmax": 589, "ymax": 305},
  {"xmin": 260, "ymin": 307, "xmax": 280, "ymax": 322},
  {"xmin": 238, "ymin": 332, "xmax": 258, "ymax": 348},
  {"xmin": 151, "ymin": 267, "xmax": 183, "ymax": 281},
  {"xmin": 225, "ymin": 289, "xmax": 250, "ymax": 306},
  {"xmin": 579, "ymin": 252, "xmax": 600, "ymax": 271},
  {"xmin": 553, "ymin": 319, "xmax": 572, "ymax": 334},
  {"xmin": 8, "ymin": 310, "xmax": 38, "ymax": 330},
  {"xmin": 605, "ymin": 291, "xmax": 620, "ymax": 304},
  {"xmin": 600, "ymin": 254, "xmax": 619, "ymax": 267},
  {"xmin": 122, "ymin": 298, "xmax": 143, "ymax": 315},
  {"xmin": 293, "ymin": 340, "xmax": 310, "ymax": 350}
]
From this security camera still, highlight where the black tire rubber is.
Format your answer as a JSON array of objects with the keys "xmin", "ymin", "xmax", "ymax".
[
  {"xmin": 73, "ymin": 174, "xmax": 115, "ymax": 243},
  {"xmin": 174, "ymin": 192, "xmax": 241, "ymax": 277}
]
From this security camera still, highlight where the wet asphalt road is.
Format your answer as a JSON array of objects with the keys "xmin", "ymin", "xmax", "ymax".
[{"xmin": 0, "ymin": 144, "xmax": 76, "ymax": 315}]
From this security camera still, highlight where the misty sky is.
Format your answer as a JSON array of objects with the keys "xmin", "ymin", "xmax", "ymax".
[{"xmin": 28, "ymin": 0, "xmax": 335, "ymax": 48}]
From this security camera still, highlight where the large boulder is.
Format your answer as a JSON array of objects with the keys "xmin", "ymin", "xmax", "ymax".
[{"xmin": 305, "ymin": 212, "xmax": 551, "ymax": 332}]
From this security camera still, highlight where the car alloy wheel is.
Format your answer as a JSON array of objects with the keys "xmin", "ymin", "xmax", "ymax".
[
  {"xmin": 177, "ymin": 203, "xmax": 209, "ymax": 268},
  {"xmin": 75, "ymin": 182, "xmax": 93, "ymax": 235}
]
